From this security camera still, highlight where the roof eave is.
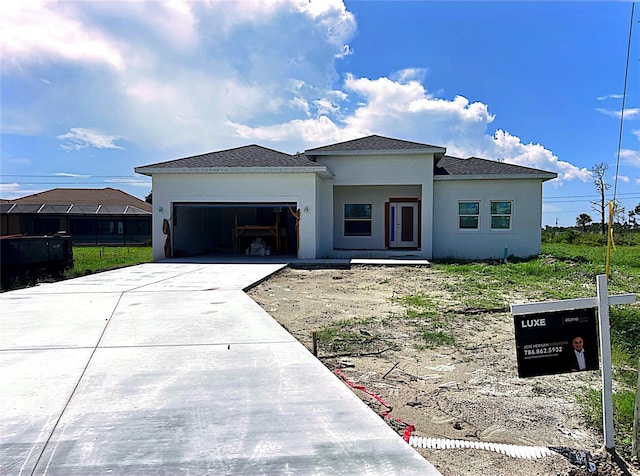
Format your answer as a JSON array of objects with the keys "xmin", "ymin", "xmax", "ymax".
[
  {"xmin": 134, "ymin": 166, "xmax": 334, "ymax": 179},
  {"xmin": 434, "ymin": 173, "xmax": 558, "ymax": 182}
]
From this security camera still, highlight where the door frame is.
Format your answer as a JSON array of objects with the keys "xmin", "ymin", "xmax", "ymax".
[{"xmin": 385, "ymin": 198, "xmax": 420, "ymax": 249}]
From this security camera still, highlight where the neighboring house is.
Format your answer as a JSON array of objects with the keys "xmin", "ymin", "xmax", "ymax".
[
  {"xmin": 1, "ymin": 188, "xmax": 152, "ymax": 245},
  {"xmin": 135, "ymin": 135, "xmax": 556, "ymax": 261}
]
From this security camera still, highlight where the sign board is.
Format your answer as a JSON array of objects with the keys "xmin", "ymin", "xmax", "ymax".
[{"xmin": 513, "ymin": 308, "xmax": 598, "ymax": 378}]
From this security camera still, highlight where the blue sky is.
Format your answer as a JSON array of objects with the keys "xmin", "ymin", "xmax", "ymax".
[{"xmin": 1, "ymin": 1, "xmax": 638, "ymax": 227}]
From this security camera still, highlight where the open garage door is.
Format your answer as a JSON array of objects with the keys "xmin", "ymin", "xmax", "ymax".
[{"xmin": 172, "ymin": 203, "xmax": 298, "ymax": 258}]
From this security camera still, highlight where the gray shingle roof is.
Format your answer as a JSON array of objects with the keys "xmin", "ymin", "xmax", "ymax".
[
  {"xmin": 435, "ymin": 156, "xmax": 557, "ymax": 179},
  {"xmin": 136, "ymin": 145, "xmax": 318, "ymax": 170},
  {"xmin": 305, "ymin": 135, "xmax": 445, "ymax": 153}
]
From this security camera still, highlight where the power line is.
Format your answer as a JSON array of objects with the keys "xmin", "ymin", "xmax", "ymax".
[
  {"xmin": 0, "ymin": 174, "xmax": 142, "ymax": 178},
  {"xmin": 612, "ymin": 2, "xmax": 635, "ymax": 201}
]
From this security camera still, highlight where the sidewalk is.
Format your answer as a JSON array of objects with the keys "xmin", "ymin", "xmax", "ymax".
[{"xmin": 1, "ymin": 262, "xmax": 440, "ymax": 475}]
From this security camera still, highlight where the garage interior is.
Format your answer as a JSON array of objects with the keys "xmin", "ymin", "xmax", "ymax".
[{"xmin": 172, "ymin": 203, "xmax": 298, "ymax": 258}]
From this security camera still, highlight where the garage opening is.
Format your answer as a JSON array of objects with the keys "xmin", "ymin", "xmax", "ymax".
[{"xmin": 172, "ymin": 203, "xmax": 298, "ymax": 258}]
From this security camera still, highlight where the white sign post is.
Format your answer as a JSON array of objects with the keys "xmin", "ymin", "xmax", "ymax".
[
  {"xmin": 597, "ymin": 274, "xmax": 615, "ymax": 448},
  {"xmin": 511, "ymin": 275, "xmax": 635, "ymax": 449}
]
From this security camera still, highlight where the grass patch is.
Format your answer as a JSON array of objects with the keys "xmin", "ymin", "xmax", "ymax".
[
  {"xmin": 579, "ymin": 388, "xmax": 637, "ymax": 458},
  {"xmin": 397, "ymin": 292, "xmax": 434, "ymax": 308},
  {"xmin": 432, "ymin": 243, "xmax": 639, "ymax": 462},
  {"xmin": 392, "ymin": 292, "xmax": 456, "ymax": 347},
  {"xmin": 65, "ymin": 246, "xmax": 152, "ymax": 278},
  {"xmin": 419, "ymin": 329, "xmax": 455, "ymax": 347},
  {"xmin": 316, "ymin": 318, "xmax": 382, "ymax": 354}
]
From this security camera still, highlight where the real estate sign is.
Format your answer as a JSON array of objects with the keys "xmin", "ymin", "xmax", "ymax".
[{"xmin": 513, "ymin": 308, "xmax": 598, "ymax": 378}]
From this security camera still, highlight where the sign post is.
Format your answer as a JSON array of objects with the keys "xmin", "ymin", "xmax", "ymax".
[
  {"xmin": 511, "ymin": 275, "xmax": 635, "ymax": 449},
  {"xmin": 597, "ymin": 275, "xmax": 614, "ymax": 448}
]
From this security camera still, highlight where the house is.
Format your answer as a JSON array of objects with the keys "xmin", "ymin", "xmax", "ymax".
[
  {"xmin": 1, "ymin": 188, "xmax": 152, "ymax": 245},
  {"xmin": 135, "ymin": 135, "xmax": 556, "ymax": 261}
]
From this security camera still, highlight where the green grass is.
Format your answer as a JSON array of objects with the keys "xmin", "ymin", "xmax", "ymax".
[
  {"xmin": 316, "ymin": 318, "xmax": 382, "ymax": 354},
  {"xmin": 392, "ymin": 292, "xmax": 456, "ymax": 346},
  {"xmin": 419, "ymin": 328, "xmax": 455, "ymax": 347},
  {"xmin": 1, "ymin": 246, "xmax": 153, "ymax": 290},
  {"xmin": 65, "ymin": 246, "xmax": 152, "ymax": 278},
  {"xmin": 432, "ymin": 242, "xmax": 639, "ymax": 460},
  {"xmin": 579, "ymin": 388, "xmax": 638, "ymax": 459}
]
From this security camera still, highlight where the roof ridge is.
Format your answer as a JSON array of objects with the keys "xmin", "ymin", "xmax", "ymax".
[{"xmin": 305, "ymin": 134, "xmax": 445, "ymax": 153}]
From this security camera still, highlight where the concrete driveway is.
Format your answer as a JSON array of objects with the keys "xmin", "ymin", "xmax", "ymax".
[{"xmin": 1, "ymin": 261, "xmax": 440, "ymax": 475}]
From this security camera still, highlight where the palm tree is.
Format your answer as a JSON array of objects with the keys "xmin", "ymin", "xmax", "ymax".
[{"xmin": 576, "ymin": 213, "xmax": 592, "ymax": 233}]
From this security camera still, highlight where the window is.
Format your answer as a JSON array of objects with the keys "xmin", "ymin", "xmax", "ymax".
[
  {"xmin": 344, "ymin": 204, "xmax": 372, "ymax": 236},
  {"xmin": 491, "ymin": 201, "xmax": 512, "ymax": 229},
  {"xmin": 458, "ymin": 201, "xmax": 479, "ymax": 229}
]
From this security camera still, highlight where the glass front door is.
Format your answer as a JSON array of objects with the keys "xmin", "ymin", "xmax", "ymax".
[{"xmin": 389, "ymin": 202, "xmax": 418, "ymax": 248}]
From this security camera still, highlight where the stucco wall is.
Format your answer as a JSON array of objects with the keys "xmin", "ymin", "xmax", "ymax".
[
  {"xmin": 151, "ymin": 173, "xmax": 318, "ymax": 260},
  {"xmin": 432, "ymin": 179, "xmax": 543, "ymax": 260},
  {"xmin": 331, "ymin": 185, "xmax": 421, "ymax": 250},
  {"xmin": 317, "ymin": 153, "xmax": 434, "ymax": 258}
]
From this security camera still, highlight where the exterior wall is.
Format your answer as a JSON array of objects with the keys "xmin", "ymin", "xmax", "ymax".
[
  {"xmin": 151, "ymin": 172, "xmax": 318, "ymax": 261},
  {"xmin": 432, "ymin": 179, "xmax": 543, "ymax": 260},
  {"xmin": 317, "ymin": 153, "xmax": 434, "ymax": 258},
  {"xmin": 331, "ymin": 185, "xmax": 421, "ymax": 250},
  {"xmin": 315, "ymin": 174, "xmax": 333, "ymax": 258}
]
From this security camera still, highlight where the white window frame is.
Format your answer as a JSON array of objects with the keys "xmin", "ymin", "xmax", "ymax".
[
  {"xmin": 490, "ymin": 200, "xmax": 513, "ymax": 231},
  {"xmin": 458, "ymin": 200, "xmax": 480, "ymax": 231}
]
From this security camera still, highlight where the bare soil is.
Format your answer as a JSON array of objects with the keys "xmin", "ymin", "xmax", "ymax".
[{"xmin": 247, "ymin": 265, "xmax": 639, "ymax": 476}]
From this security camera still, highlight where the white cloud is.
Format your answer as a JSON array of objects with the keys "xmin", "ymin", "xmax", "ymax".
[
  {"xmin": 229, "ymin": 72, "xmax": 589, "ymax": 183},
  {"xmin": 616, "ymin": 175, "xmax": 630, "ymax": 183},
  {"xmin": 0, "ymin": 185, "xmax": 51, "ymax": 200},
  {"xmin": 0, "ymin": 0, "xmax": 125, "ymax": 71},
  {"xmin": 632, "ymin": 130, "xmax": 640, "ymax": 141},
  {"xmin": 490, "ymin": 130, "xmax": 592, "ymax": 182},
  {"xmin": 596, "ymin": 94, "xmax": 623, "ymax": 100},
  {"xmin": 596, "ymin": 107, "xmax": 640, "ymax": 119},
  {"xmin": 54, "ymin": 172, "xmax": 91, "ymax": 178},
  {"xmin": 1, "ymin": 0, "xmax": 357, "ymax": 152},
  {"xmin": 229, "ymin": 115, "xmax": 352, "ymax": 144},
  {"xmin": 391, "ymin": 68, "xmax": 428, "ymax": 83},
  {"xmin": 620, "ymin": 149, "xmax": 640, "ymax": 168},
  {"xmin": 1, "ymin": 0, "xmax": 591, "ymax": 187},
  {"xmin": 57, "ymin": 128, "xmax": 123, "ymax": 151},
  {"xmin": 0, "ymin": 182, "xmax": 21, "ymax": 193}
]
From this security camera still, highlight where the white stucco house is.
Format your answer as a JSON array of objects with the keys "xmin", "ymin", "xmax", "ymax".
[{"xmin": 135, "ymin": 135, "xmax": 556, "ymax": 261}]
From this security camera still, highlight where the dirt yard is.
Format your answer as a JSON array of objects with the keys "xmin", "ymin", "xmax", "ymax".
[{"xmin": 247, "ymin": 265, "xmax": 638, "ymax": 476}]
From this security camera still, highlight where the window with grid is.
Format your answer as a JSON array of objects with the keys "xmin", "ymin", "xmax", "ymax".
[
  {"xmin": 458, "ymin": 201, "xmax": 480, "ymax": 229},
  {"xmin": 344, "ymin": 204, "xmax": 372, "ymax": 236}
]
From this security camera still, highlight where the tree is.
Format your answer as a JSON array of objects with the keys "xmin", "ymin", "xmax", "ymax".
[
  {"xmin": 590, "ymin": 163, "xmax": 610, "ymax": 235},
  {"xmin": 576, "ymin": 213, "xmax": 592, "ymax": 233},
  {"xmin": 611, "ymin": 200, "xmax": 625, "ymax": 226},
  {"xmin": 630, "ymin": 203, "xmax": 640, "ymax": 230},
  {"xmin": 145, "ymin": 191, "xmax": 152, "ymax": 204}
]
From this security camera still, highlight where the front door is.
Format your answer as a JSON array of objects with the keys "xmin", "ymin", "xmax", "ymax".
[{"xmin": 389, "ymin": 202, "xmax": 418, "ymax": 248}]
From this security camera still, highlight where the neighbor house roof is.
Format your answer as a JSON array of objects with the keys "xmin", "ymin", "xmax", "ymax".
[
  {"xmin": 305, "ymin": 135, "xmax": 446, "ymax": 156},
  {"xmin": 135, "ymin": 144, "xmax": 333, "ymax": 178},
  {"xmin": 434, "ymin": 156, "xmax": 557, "ymax": 181},
  {"xmin": 4, "ymin": 188, "xmax": 152, "ymax": 214}
]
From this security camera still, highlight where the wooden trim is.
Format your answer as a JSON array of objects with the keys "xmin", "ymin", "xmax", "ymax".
[
  {"xmin": 388, "ymin": 197, "xmax": 419, "ymax": 202},
  {"xmin": 417, "ymin": 200, "xmax": 422, "ymax": 246},
  {"xmin": 384, "ymin": 202, "xmax": 389, "ymax": 248}
]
